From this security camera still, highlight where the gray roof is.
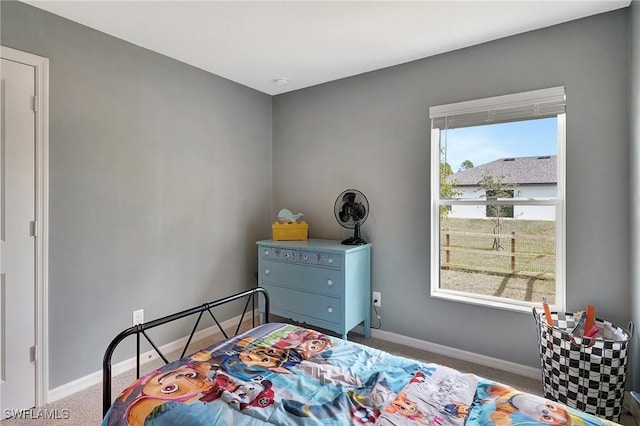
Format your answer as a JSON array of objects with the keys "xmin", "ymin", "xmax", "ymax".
[{"xmin": 448, "ymin": 155, "xmax": 557, "ymax": 186}]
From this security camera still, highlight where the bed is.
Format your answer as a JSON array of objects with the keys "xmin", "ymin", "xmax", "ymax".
[{"xmin": 102, "ymin": 288, "xmax": 621, "ymax": 426}]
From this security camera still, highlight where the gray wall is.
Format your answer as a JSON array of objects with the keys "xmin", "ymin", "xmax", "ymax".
[
  {"xmin": 1, "ymin": 1, "xmax": 273, "ymax": 388},
  {"xmin": 273, "ymin": 9, "xmax": 630, "ymax": 368},
  {"xmin": 630, "ymin": 0, "xmax": 640, "ymax": 390},
  {"xmin": 1, "ymin": 0, "xmax": 634, "ymax": 390}
]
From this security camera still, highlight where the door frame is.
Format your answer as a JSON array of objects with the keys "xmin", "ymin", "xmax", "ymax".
[{"xmin": 0, "ymin": 45, "xmax": 49, "ymax": 407}]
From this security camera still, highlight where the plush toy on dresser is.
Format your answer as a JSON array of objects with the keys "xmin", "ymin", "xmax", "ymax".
[
  {"xmin": 273, "ymin": 209, "xmax": 308, "ymax": 241},
  {"xmin": 277, "ymin": 209, "xmax": 304, "ymax": 223}
]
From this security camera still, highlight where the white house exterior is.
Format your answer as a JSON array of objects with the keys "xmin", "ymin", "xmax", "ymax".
[{"xmin": 447, "ymin": 156, "xmax": 556, "ymax": 221}]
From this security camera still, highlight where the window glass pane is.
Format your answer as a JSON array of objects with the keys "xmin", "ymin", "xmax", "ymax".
[
  {"xmin": 486, "ymin": 189, "xmax": 514, "ymax": 218},
  {"xmin": 439, "ymin": 208, "xmax": 556, "ymax": 304},
  {"xmin": 439, "ymin": 117, "xmax": 558, "ymax": 200}
]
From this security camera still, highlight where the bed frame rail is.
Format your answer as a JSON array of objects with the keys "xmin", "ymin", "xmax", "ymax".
[{"xmin": 102, "ymin": 287, "xmax": 269, "ymax": 416}]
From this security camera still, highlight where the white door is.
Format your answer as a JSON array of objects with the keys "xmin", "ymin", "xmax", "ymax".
[{"xmin": 0, "ymin": 57, "xmax": 37, "ymax": 413}]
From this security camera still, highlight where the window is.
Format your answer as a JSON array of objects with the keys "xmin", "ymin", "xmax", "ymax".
[
  {"xmin": 486, "ymin": 189, "xmax": 514, "ymax": 218},
  {"xmin": 429, "ymin": 87, "xmax": 566, "ymax": 312}
]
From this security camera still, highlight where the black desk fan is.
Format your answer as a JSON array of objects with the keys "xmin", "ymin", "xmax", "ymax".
[{"xmin": 334, "ymin": 189, "xmax": 369, "ymax": 245}]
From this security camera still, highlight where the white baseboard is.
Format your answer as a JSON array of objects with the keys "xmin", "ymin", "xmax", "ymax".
[
  {"xmin": 354, "ymin": 325, "xmax": 541, "ymax": 380},
  {"xmin": 47, "ymin": 313, "xmax": 253, "ymax": 403}
]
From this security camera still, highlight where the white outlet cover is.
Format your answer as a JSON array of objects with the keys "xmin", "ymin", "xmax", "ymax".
[
  {"xmin": 133, "ymin": 309, "xmax": 144, "ymax": 325},
  {"xmin": 372, "ymin": 292, "xmax": 381, "ymax": 307}
]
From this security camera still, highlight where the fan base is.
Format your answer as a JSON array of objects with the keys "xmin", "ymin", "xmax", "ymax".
[{"xmin": 341, "ymin": 236, "xmax": 368, "ymax": 246}]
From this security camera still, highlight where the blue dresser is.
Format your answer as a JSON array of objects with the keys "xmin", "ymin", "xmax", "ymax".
[{"xmin": 257, "ymin": 239, "xmax": 371, "ymax": 340}]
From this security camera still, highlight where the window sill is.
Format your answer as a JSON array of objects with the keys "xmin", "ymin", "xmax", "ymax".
[{"xmin": 430, "ymin": 288, "xmax": 558, "ymax": 314}]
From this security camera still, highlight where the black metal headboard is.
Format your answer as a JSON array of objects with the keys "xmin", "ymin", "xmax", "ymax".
[{"xmin": 102, "ymin": 287, "xmax": 270, "ymax": 416}]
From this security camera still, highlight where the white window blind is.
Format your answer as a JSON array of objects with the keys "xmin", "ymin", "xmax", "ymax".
[{"xmin": 430, "ymin": 86, "xmax": 566, "ymax": 130}]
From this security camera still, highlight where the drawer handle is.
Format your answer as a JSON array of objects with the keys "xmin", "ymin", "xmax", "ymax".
[
  {"xmin": 327, "ymin": 306, "xmax": 333, "ymax": 314},
  {"xmin": 327, "ymin": 279, "xmax": 333, "ymax": 286},
  {"xmin": 264, "ymin": 250, "xmax": 269, "ymax": 256},
  {"xmin": 285, "ymin": 253, "xmax": 290, "ymax": 258},
  {"xmin": 303, "ymin": 255, "xmax": 309, "ymax": 261},
  {"xmin": 264, "ymin": 269, "xmax": 270, "ymax": 275},
  {"xmin": 327, "ymin": 258, "xmax": 333, "ymax": 264}
]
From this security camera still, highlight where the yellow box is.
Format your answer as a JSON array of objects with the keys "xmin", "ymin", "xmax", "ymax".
[{"xmin": 272, "ymin": 221, "xmax": 309, "ymax": 241}]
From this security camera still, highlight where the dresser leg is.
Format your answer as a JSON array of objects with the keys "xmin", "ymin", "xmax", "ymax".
[
  {"xmin": 342, "ymin": 333, "xmax": 348, "ymax": 340},
  {"xmin": 364, "ymin": 317, "xmax": 371, "ymax": 339}
]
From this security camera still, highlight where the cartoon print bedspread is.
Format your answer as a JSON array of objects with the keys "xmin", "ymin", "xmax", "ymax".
[{"xmin": 102, "ymin": 322, "xmax": 620, "ymax": 426}]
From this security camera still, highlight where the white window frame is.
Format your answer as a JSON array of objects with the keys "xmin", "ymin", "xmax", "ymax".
[{"xmin": 429, "ymin": 87, "xmax": 566, "ymax": 313}]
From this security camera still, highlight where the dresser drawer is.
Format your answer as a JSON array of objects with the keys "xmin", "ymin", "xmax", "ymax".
[
  {"xmin": 299, "ymin": 251, "xmax": 341, "ymax": 268},
  {"xmin": 260, "ymin": 246, "xmax": 297, "ymax": 262},
  {"xmin": 260, "ymin": 283, "xmax": 341, "ymax": 325},
  {"xmin": 260, "ymin": 260, "xmax": 342, "ymax": 297}
]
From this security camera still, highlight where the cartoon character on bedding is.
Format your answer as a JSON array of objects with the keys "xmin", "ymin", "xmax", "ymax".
[
  {"xmin": 209, "ymin": 328, "xmax": 362, "ymax": 388},
  {"xmin": 383, "ymin": 391, "xmax": 431, "ymax": 424},
  {"xmin": 444, "ymin": 401, "xmax": 471, "ymax": 419},
  {"xmin": 374, "ymin": 366, "xmax": 476, "ymax": 426},
  {"xmin": 226, "ymin": 379, "xmax": 275, "ymax": 410},
  {"xmin": 212, "ymin": 344, "xmax": 303, "ymax": 381},
  {"xmin": 238, "ymin": 344, "xmax": 303, "ymax": 373},
  {"xmin": 112, "ymin": 362, "xmax": 217, "ymax": 426},
  {"xmin": 471, "ymin": 381, "xmax": 580, "ymax": 426},
  {"xmin": 271, "ymin": 327, "xmax": 333, "ymax": 359},
  {"xmin": 192, "ymin": 334, "xmax": 304, "ymax": 382},
  {"xmin": 192, "ymin": 370, "xmax": 275, "ymax": 410},
  {"xmin": 111, "ymin": 348, "xmax": 277, "ymax": 426},
  {"xmin": 270, "ymin": 326, "xmax": 373, "ymax": 388},
  {"xmin": 199, "ymin": 371, "xmax": 275, "ymax": 410},
  {"xmin": 198, "ymin": 371, "xmax": 239, "ymax": 403}
]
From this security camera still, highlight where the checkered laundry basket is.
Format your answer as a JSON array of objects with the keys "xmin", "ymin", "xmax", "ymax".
[{"xmin": 533, "ymin": 308, "xmax": 633, "ymax": 422}]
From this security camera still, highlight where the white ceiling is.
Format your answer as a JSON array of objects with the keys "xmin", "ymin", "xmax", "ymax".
[{"xmin": 23, "ymin": 1, "xmax": 631, "ymax": 95}]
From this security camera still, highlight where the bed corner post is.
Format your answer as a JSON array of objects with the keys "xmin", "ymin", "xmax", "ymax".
[{"xmin": 102, "ymin": 327, "xmax": 137, "ymax": 416}]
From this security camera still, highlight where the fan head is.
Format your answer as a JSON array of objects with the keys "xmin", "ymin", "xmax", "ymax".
[{"xmin": 334, "ymin": 189, "xmax": 369, "ymax": 245}]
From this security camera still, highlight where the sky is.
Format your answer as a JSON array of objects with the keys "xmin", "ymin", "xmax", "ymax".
[{"xmin": 441, "ymin": 117, "xmax": 558, "ymax": 172}]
